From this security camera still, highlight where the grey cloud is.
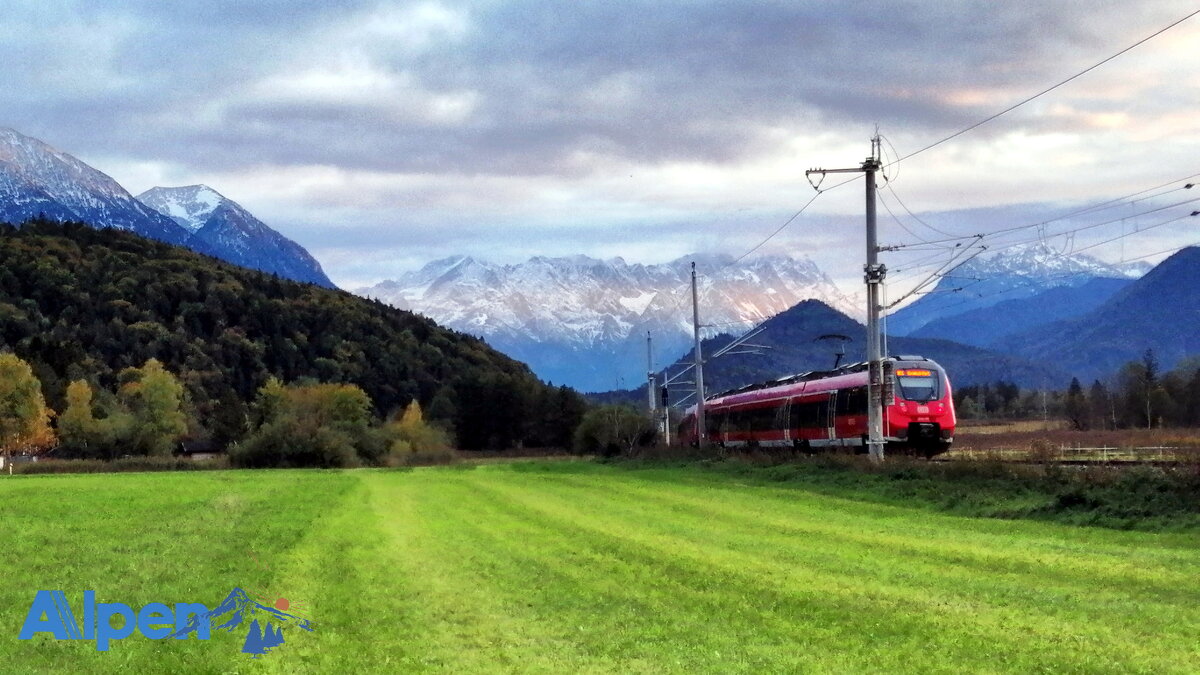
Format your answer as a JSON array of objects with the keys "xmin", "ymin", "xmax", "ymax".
[{"xmin": 4, "ymin": 0, "xmax": 1184, "ymax": 177}]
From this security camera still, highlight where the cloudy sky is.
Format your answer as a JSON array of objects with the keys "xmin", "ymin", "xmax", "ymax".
[{"xmin": 3, "ymin": 0, "xmax": 1198, "ymax": 293}]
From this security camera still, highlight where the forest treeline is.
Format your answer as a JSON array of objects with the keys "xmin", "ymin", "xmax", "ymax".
[
  {"xmin": 954, "ymin": 350, "xmax": 1200, "ymax": 429},
  {"xmin": 0, "ymin": 220, "xmax": 587, "ymax": 455}
]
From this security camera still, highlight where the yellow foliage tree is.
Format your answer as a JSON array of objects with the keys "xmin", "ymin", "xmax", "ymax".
[
  {"xmin": 58, "ymin": 380, "xmax": 99, "ymax": 448},
  {"xmin": 0, "ymin": 353, "xmax": 55, "ymax": 457},
  {"xmin": 398, "ymin": 400, "xmax": 423, "ymax": 432}
]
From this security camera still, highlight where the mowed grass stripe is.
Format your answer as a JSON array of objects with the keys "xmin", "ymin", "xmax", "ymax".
[
  {"xmin": 451, "ymin": 470, "xmax": 1026, "ymax": 674},
  {"xmin": 468, "ymin": 465, "xmax": 1197, "ymax": 673},
  {"xmin": 0, "ymin": 471, "xmax": 358, "ymax": 674},
  {"xmin": 547, "ymin": 468, "xmax": 1200, "ymax": 604},
  {"xmin": 263, "ymin": 474, "xmax": 425, "ymax": 673},
  {"xmin": 375, "ymin": 470, "xmax": 814, "ymax": 673},
  {"xmin": 360, "ymin": 469, "xmax": 609, "ymax": 673}
]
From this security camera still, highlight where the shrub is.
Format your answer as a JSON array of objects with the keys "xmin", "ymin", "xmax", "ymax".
[
  {"xmin": 232, "ymin": 380, "xmax": 378, "ymax": 468},
  {"xmin": 15, "ymin": 456, "xmax": 228, "ymax": 474},
  {"xmin": 230, "ymin": 421, "xmax": 359, "ymax": 469},
  {"xmin": 573, "ymin": 405, "xmax": 657, "ymax": 456}
]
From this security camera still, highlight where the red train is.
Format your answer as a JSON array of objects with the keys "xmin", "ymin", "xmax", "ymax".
[{"xmin": 678, "ymin": 356, "xmax": 956, "ymax": 457}]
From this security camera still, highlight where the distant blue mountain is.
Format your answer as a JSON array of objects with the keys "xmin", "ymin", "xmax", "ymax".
[
  {"xmin": 996, "ymin": 246, "xmax": 1200, "ymax": 381},
  {"xmin": 655, "ymin": 300, "xmax": 1069, "ymax": 393},
  {"xmin": 908, "ymin": 277, "xmax": 1132, "ymax": 347},
  {"xmin": 887, "ymin": 243, "xmax": 1144, "ymax": 336}
]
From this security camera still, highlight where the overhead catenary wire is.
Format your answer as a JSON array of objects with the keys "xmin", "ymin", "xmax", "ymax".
[
  {"xmin": 884, "ymin": 201, "xmax": 1197, "ymax": 306},
  {"xmin": 878, "ymin": 188, "xmax": 958, "ymax": 249},
  {"xmin": 888, "ymin": 234, "xmax": 1200, "ymax": 317},
  {"xmin": 654, "ymin": 9, "xmax": 1200, "ymax": 384},
  {"xmin": 885, "ymin": 8, "xmax": 1200, "ymax": 168},
  {"xmin": 884, "ymin": 186, "xmax": 1200, "ymax": 251},
  {"xmin": 927, "ymin": 194, "xmax": 1200, "ymax": 255}
]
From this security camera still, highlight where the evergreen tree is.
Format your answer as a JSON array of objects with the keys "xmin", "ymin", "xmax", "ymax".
[
  {"xmin": 1088, "ymin": 380, "xmax": 1113, "ymax": 430},
  {"xmin": 1064, "ymin": 377, "xmax": 1087, "ymax": 430}
]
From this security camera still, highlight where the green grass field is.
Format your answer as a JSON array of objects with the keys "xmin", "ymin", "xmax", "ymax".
[{"xmin": 2, "ymin": 462, "xmax": 1198, "ymax": 673}]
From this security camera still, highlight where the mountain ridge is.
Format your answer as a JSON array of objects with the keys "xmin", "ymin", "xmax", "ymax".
[
  {"xmin": 0, "ymin": 127, "xmax": 190, "ymax": 245},
  {"xmin": 138, "ymin": 185, "xmax": 335, "ymax": 288},
  {"xmin": 357, "ymin": 252, "xmax": 861, "ymax": 391},
  {"xmin": 0, "ymin": 127, "xmax": 334, "ymax": 289},
  {"xmin": 995, "ymin": 246, "xmax": 1200, "ymax": 381},
  {"xmin": 887, "ymin": 242, "xmax": 1146, "ymax": 337}
]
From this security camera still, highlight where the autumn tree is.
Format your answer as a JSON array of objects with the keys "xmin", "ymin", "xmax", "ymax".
[
  {"xmin": 58, "ymin": 379, "xmax": 137, "ymax": 459},
  {"xmin": 118, "ymin": 359, "xmax": 188, "ymax": 456},
  {"xmin": 58, "ymin": 380, "xmax": 100, "ymax": 451},
  {"xmin": 0, "ymin": 353, "xmax": 55, "ymax": 459},
  {"xmin": 385, "ymin": 399, "xmax": 452, "ymax": 462},
  {"xmin": 397, "ymin": 400, "xmax": 423, "ymax": 431}
]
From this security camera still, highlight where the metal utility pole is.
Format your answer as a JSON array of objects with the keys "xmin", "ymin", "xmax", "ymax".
[
  {"xmin": 646, "ymin": 331, "xmax": 656, "ymax": 415},
  {"xmin": 691, "ymin": 262, "xmax": 706, "ymax": 445},
  {"xmin": 806, "ymin": 137, "xmax": 886, "ymax": 461}
]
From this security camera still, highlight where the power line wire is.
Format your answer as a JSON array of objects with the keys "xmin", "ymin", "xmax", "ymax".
[
  {"xmin": 887, "ymin": 189, "xmax": 1200, "ymax": 250},
  {"xmin": 887, "ymin": 8, "xmax": 1200, "ymax": 167}
]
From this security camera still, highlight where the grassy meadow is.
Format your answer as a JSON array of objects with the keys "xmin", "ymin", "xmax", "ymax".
[{"xmin": 2, "ymin": 462, "xmax": 1198, "ymax": 673}]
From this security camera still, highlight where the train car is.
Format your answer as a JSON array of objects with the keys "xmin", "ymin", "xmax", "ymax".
[{"xmin": 677, "ymin": 355, "xmax": 956, "ymax": 457}]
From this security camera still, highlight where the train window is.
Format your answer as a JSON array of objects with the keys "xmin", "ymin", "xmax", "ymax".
[
  {"xmin": 835, "ymin": 387, "xmax": 868, "ymax": 415},
  {"xmin": 725, "ymin": 409, "xmax": 743, "ymax": 433},
  {"xmin": 789, "ymin": 398, "xmax": 830, "ymax": 428},
  {"xmin": 895, "ymin": 369, "xmax": 940, "ymax": 402},
  {"xmin": 757, "ymin": 407, "xmax": 775, "ymax": 431}
]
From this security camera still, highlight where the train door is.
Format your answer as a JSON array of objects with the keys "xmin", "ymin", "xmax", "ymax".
[
  {"xmin": 780, "ymin": 398, "xmax": 792, "ymax": 443},
  {"xmin": 824, "ymin": 392, "xmax": 836, "ymax": 442}
]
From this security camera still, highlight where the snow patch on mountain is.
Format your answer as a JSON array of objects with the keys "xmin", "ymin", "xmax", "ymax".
[
  {"xmin": 619, "ymin": 292, "xmax": 657, "ymax": 315},
  {"xmin": 137, "ymin": 185, "xmax": 336, "ymax": 288},
  {"xmin": 0, "ymin": 127, "xmax": 190, "ymax": 244},
  {"xmin": 957, "ymin": 242, "xmax": 1144, "ymax": 280},
  {"xmin": 138, "ymin": 185, "xmax": 223, "ymax": 233},
  {"xmin": 357, "ymin": 252, "xmax": 859, "ymax": 390},
  {"xmin": 887, "ymin": 241, "xmax": 1149, "ymax": 337}
]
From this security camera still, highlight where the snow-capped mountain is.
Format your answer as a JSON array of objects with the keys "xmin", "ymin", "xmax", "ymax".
[
  {"xmin": 139, "ymin": 185, "xmax": 335, "ymax": 288},
  {"xmin": 0, "ymin": 127, "xmax": 189, "ymax": 244},
  {"xmin": 887, "ymin": 242, "xmax": 1148, "ymax": 337},
  {"xmin": 357, "ymin": 253, "xmax": 859, "ymax": 391},
  {"xmin": 994, "ymin": 246, "xmax": 1200, "ymax": 381},
  {"xmin": 0, "ymin": 127, "xmax": 334, "ymax": 289}
]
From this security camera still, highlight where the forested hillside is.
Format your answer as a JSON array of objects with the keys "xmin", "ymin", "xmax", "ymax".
[{"xmin": 0, "ymin": 219, "xmax": 584, "ymax": 450}]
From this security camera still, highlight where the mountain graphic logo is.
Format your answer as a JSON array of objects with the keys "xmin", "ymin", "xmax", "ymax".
[{"xmin": 172, "ymin": 587, "xmax": 314, "ymax": 657}]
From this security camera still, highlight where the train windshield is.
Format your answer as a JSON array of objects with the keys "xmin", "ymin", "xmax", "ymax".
[{"xmin": 895, "ymin": 367, "xmax": 940, "ymax": 402}]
